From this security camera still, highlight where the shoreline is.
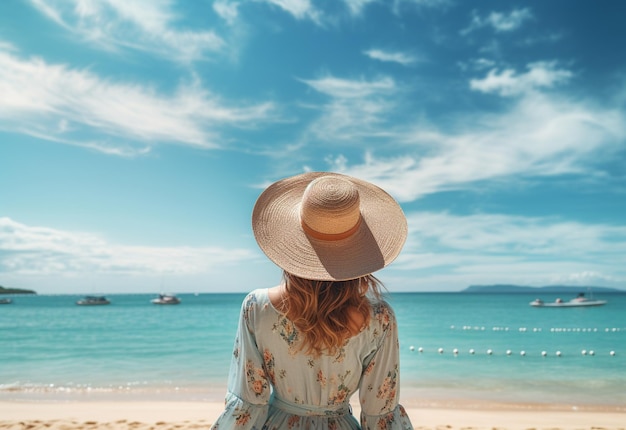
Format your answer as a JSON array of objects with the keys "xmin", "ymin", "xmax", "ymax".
[
  {"xmin": 3, "ymin": 384, "xmax": 625, "ymax": 412},
  {"xmin": 1, "ymin": 400, "xmax": 625, "ymax": 430},
  {"xmin": 2, "ymin": 385, "xmax": 625, "ymax": 412}
]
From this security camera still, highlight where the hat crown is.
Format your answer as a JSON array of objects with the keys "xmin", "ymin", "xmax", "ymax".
[{"xmin": 300, "ymin": 176, "xmax": 361, "ymax": 237}]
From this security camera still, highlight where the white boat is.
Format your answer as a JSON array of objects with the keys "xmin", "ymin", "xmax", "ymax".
[
  {"xmin": 0, "ymin": 298, "xmax": 12, "ymax": 304},
  {"xmin": 530, "ymin": 293, "xmax": 607, "ymax": 307},
  {"xmin": 151, "ymin": 294, "xmax": 181, "ymax": 305},
  {"xmin": 76, "ymin": 296, "xmax": 110, "ymax": 306}
]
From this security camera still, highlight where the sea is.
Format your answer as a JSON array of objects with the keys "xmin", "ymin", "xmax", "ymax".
[{"xmin": 1, "ymin": 292, "xmax": 625, "ymax": 409}]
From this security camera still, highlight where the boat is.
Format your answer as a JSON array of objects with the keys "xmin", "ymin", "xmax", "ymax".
[
  {"xmin": 76, "ymin": 296, "xmax": 110, "ymax": 306},
  {"xmin": 151, "ymin": 294, "xmax": 181, "ymax": 305},
  {"xmin": 530, "ymin": 292, "xmax": 607, "ymax": 307},
  {"xmin": 0, "ymin": 298, "xmax": 12, "ymax": 304}
]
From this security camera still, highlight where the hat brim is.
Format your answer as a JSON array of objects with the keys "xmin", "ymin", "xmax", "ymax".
[{"xmin": 252, "ymin": 172, "xmax": 407, "ymax": 281}]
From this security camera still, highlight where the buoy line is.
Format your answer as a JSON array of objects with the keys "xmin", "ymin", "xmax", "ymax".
[
  {"xmin": 407, "ymin": 346, "xmax": 618, "ymax": 357},
  {"xmin": 451, "ymin": 325, "xmax": 624, "ymax": 333}
]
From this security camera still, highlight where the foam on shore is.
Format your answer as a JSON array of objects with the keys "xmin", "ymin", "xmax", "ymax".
[{"xmin": 1, "ymin": 400, "xmax": 625, "ymax": 430}]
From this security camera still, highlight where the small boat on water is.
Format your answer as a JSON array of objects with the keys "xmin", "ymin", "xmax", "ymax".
[
  {"xmin": 0, "ymin": 298, "xmax": 13, "ymax": 304},
  {"xmin": 151, "ymin": 294, "xmax": 181, "ymax": 305},
  {"xmin": 76, "ymin": 296, "xmax": 110, "ymax": 306},
  {"xmin": 530, "ymin": 292, "xmax": 607, "ymax": 307}
]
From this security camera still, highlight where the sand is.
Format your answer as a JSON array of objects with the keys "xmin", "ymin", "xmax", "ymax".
[{"xmin": 1, "ymin": 400, "xmax": 624, "ymax": 430}]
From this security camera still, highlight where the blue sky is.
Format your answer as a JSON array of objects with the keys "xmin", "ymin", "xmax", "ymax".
[{"xmin": 1, "ymin": 0, "xmax": 625, "ymax": 294}]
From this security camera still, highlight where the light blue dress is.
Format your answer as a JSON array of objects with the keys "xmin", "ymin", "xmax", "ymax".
[{"xmin": 210, "ymin": 289, "xmax": 414, "ymax": 430}]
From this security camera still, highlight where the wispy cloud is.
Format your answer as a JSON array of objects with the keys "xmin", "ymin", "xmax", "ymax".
[
  {"xmin": 390, "ymin": 211, "xmax": 626, "ymax": 289},
  {"xmin": 0, "ymin": 217, "xmax": 256, "ymax": 277},
  {"xmin": 406, "ymin": 212, "xmax": 626, "ymax": 256},
  {"xmin": 364, "ymin": 49, "xmax": 419, "ymax": 66},
  {"xmin": 326, "ymin": 69, "xmax": 624, "ymax": 202},
  {"xmin": 299, "ymin": 75, "xmax": 398, "ymax": 142},
  {"xmin": 0, "ymin": 48, "xmax": 275, "ymax": 155},
  {"xmin": 462, "ymin": 7, "xmax": 533, "ymax": 35},
  {"xmin": 302, "ymin": 75, "xmax": 396, "ymax": 98},
  {"xmin": 29, "ymin": 0, "xmax": 225, "ymax": 63},
  {"xmin": 342, "ymin": 0, "xmax": 377, "ymax": 15},
  {"xmin": 470, "ymin": 62, "xmax": 574, "ymax": 96},
  {"xmin": 256, "ymin": 0, "xmax": 322, "ymax": 23},
  {"xmin": 214, "ymin": 0, "xmax": 241, "ymax": 25}
]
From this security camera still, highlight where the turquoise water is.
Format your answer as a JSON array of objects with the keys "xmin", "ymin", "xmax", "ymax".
[{"xmin": 1, "ymin": 292, "xmax": 625, "ymax": 406}]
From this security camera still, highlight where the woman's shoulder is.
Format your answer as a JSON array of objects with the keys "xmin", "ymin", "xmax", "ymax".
[
  {"xmin": 367, "ymin": 299, "xmax": 397, "ymax": 332},
  {"xmin": 242, "ymin": 288, "xmax": 270, "ymax": 309},
  {"xmin": 369, "ymin": 298, "xmax": 395, "ymax": 314},
  {"xmin": 240, "ymin": 289, "xmax": 274, "ymax": 331}
]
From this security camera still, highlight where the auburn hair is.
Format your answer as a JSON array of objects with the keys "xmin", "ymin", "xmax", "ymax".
[{"xmin": 281, "ymin": 271, "xmax": 384, "ymax": 357}]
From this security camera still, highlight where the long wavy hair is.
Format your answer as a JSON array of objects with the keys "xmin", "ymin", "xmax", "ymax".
[{"xmin": 281, "ymin": 271, "xmax": 384, "ymax": 357}]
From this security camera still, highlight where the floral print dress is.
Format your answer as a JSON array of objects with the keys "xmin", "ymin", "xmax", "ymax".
[{"xmin": 210, "ymin": 289, "xmax": 413, "ymax": 430}]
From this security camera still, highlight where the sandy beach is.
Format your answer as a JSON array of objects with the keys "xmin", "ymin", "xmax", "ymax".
[{"xmin": 1, "ymin": 400, "xmax": 624, "ymax": 430}]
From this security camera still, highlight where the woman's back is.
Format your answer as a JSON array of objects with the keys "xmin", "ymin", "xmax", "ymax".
[
  {"xmin": 251, "ymin": 288, "xmax": 390, "ymax": 405},
  {"xmin": 213, "ymin": 288, "xmax": 412, "ymax": 429},
  {"xmin": 210, "ymin": 172, "xmax": 413, "ymax": 429}
]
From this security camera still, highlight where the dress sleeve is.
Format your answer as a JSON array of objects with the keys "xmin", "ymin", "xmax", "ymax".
[
  {"xmin": 210, "ymin": 292, "xmax": 270, "ymax": 429},
  {"xmin": 358, "ymin": 303, "xmax": 414, "ymax": 430}
]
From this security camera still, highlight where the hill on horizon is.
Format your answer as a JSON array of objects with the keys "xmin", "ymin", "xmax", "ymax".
[{"xmin": 0, "ymin": 286, "xmax": 37, "ymax": 295}]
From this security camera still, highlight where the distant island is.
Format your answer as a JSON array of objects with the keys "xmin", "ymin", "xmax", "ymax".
[
  {"xmin": 463, "ymin": 284, "xmax": 625, "ymax": 294},
  {"xmin": 0, "ymin": 286, "xmax": 37, "ymax": 295}
]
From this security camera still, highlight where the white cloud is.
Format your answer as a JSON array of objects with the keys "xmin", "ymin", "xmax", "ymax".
[
  {"xmin": 214, "ymin": 0, "xmax": 240, "ymax": 25},
  {"xmin": 343, "ymin": 0, "xmax": 378, "ymax": 15},
  {"xmin": 0, "ymin": 41, "xmax": 18, "ymax": 52},
  {"xmin": 0, "ymin": 217, "xmax": 257, "ymax": 277},
  {"xmin": 406, "ymin": 212, "xmax": 626, "ymax": 256},
  {"xmin": 387, "ymin": 211, "xmax": 626, "ymax": 290},
  {"xmin": 364, "ymin": 49, "xmax": 419, "ymax": 66},
  {"xmin": 470, "ymin": 62, "xmax": 574, "ymax": 96},
  {"xmin": 330, "ymin": 75, "xmax": 624, "ymax": 202},
  {"xmin": 487, "ymin": 8, "xmax": 533, "ymax": 32},
  {"xmin": 457, "ymin": 58, "xmax": 496, "ymax": 72},
  {"xmin": 462, "ymin": 7, "xmax": 533, "ymax": 35},
  {"xmin": 301, "ymin": 75, "xmax": 396, "ymax": 98},
  {"xmin": 29, "ymin": 0, "xmax": 224, "ymax": 63},
  {"xmin": 0, "ymin": 49, "xmax": 275, "ymax": 155},
  {"xmin": 256, "ymin": 0, "xmax": 321, "ymax": 23},
  {"xmin": 553, "ymin": 271, "xmax": 621, "ymax": 285},
  {"xmin": 300, "ymin": 75, "xmax": 398, "ymax": 141}
]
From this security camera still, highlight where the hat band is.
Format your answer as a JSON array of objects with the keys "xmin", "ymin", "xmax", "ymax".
[{"xmin": 301, "ymin": 217, "xmax": 362, "ymax": 241}]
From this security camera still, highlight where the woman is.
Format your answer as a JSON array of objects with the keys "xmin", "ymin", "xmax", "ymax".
[{"xmin": 211, "ymin": 172, "xmax": 413, "ymax": 429}]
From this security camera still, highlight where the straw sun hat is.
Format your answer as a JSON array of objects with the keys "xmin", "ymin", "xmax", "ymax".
[{"xmin": 252, "ymin": 172, "xmax": 407, "ymax": 281}]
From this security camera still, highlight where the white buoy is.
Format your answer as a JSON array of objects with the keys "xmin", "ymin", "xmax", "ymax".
[
  {"xmin": 556, "ymin": 351, "xmax": 562, "ymax": 357},
  {"xmin": 589, "ymin": 350, "xmax": 595, "ymax": 356},
  {"xmin": 453, "ymin": 348, "xmax": 459, "ymax": 355},
  {"xmin": 469, "ymin": 349, "xmax": 475, "ymax": 355},
  {"xmin": 581, "ymin": 350, "xmax": 587, "ymax": 356},
  {"xmin": 486, "ymin": 349, "xmax": 493, "ymax": 355},
  {"xmin": 438, "ymin": 348, "xmax": 444, "ymax": 354},
  {"xmin": 520, "ymin": 351, "xmax": 526, "ymax": 356},
  {"xmin": 506, "ymin": 350, "xmax": 512, "ymax": 356},
  {"xmin": 409, "ymin": 346, "xmax": 415, "ymax": 351},
  {"xmin": 418, "ymin": 347, "xmax": 424, "ymax": 353},
  {"xmin": 541, "ymin": 351, "xmax": 547, "ymax": 357},
  {"xmin": 610, "ymin": 351, "xmax": 616, "ymax": 356}
]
